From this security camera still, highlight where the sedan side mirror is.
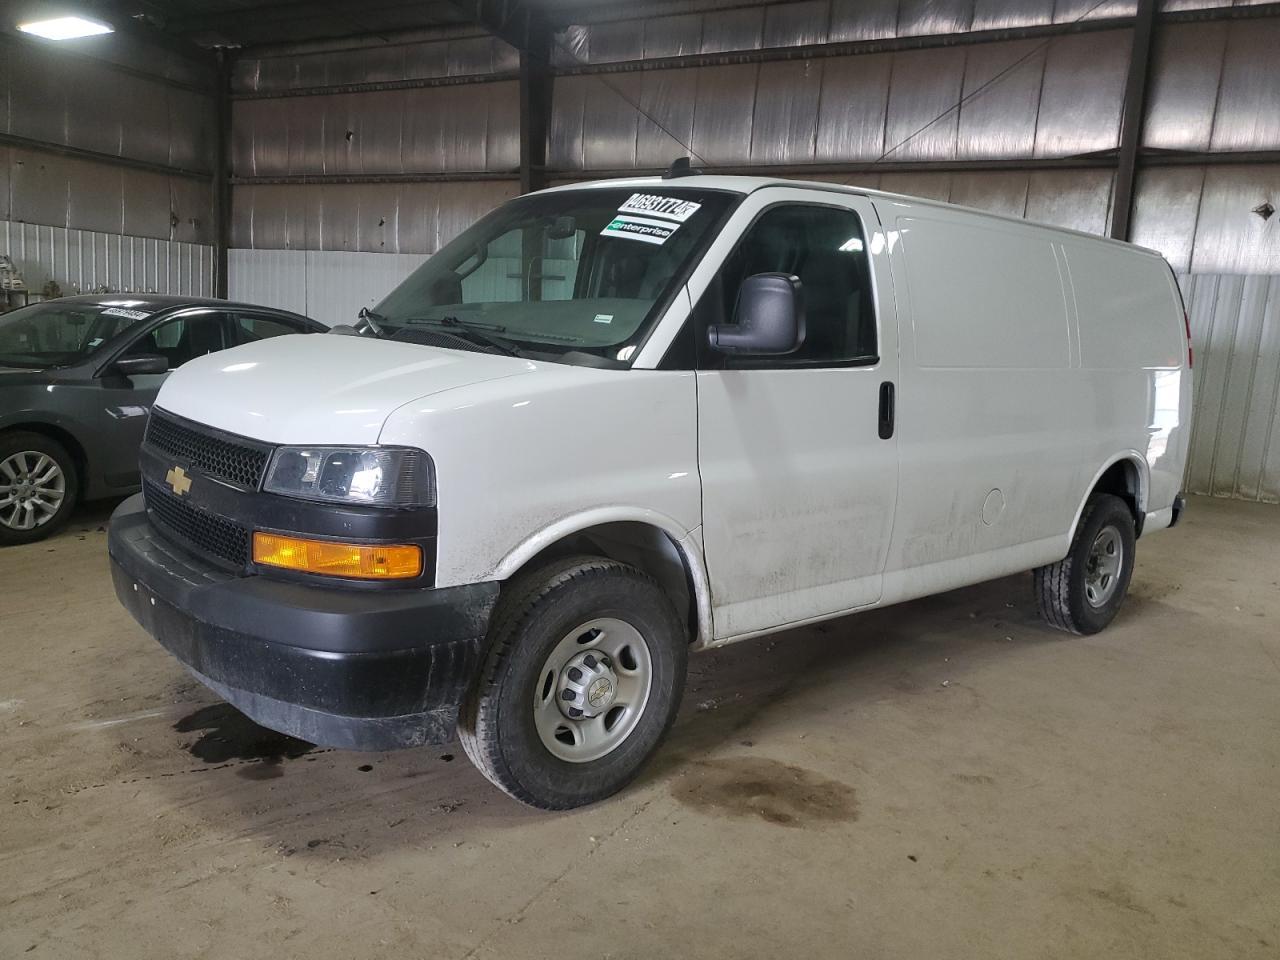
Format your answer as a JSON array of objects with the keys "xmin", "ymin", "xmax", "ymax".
[
  {"xmin": 113, "ymin": 354, "xmax": 169, "ymax": 376},
  {"xmin": 707, "ymin": 273, "xmax": 805, "ymax": 356}
]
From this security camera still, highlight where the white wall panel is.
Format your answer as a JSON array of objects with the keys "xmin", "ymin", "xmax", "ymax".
[
  {"xmin": 1, "ymin": 221, "xmax": 214, "ymax": 299},
  {"xmin": 227, "ymin": 248, "xmax": 428, "ymax": 327}
]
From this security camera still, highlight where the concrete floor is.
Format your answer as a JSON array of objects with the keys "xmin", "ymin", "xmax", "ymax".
[{"xmin": 1, "ymin": 495, "xmax": 1277, "ymax": 959}]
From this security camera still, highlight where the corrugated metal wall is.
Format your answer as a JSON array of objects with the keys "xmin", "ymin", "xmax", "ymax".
[
  {"xmin": 220, "ymin": 0, "xmax": 1279, "ymax": 501},
  {"xmin": 0, "ymin": 35, "xmax": 215, "ymax": 244},
  {"xmin": 1, "ymin": 220, "xmax": 215, "ymax": 298},
  {"xmin": 1181, "ymin": 274, "xmax": 1280, "ymax": 503}
]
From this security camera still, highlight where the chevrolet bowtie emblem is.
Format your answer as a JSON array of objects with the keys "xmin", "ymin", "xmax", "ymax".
[{"xmin": 166, "ymin": 466, "xmax": 192, "ymax": 497}]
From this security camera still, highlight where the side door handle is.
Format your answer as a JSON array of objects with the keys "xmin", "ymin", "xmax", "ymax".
[{"xmin": 878, "ymin": 381, "xmax": 895, "ymax": 440}]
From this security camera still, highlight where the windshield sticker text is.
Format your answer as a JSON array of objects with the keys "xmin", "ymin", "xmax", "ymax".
[
  {"xmin": 600, "ymin": 215, "xmax": 679, "ymax": 246},
  {"xmin": 617, "ymin": 194, "xmax": 702, "ymax": 223},
  {"xmin": 100, "ymin": 307, "xmax": 150, "ymax": 320}
]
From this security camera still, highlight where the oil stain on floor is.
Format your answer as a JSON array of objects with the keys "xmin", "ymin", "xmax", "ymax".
[
  {"xmin": 671, "ymin": 756, "xmax": 859, "ymax": 827},
  {"xmin": 174, "ymin": 703, "xmax": 314, "ymax": 779}
]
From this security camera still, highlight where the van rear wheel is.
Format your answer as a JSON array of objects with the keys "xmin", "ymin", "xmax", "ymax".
[
  {"xmin": 1034, "ymin": 493, "xmax": 1136, "ymax": 635},
  {"xmin": 458, "ymin": 556, "xmax": 687, "ymax": 810}
]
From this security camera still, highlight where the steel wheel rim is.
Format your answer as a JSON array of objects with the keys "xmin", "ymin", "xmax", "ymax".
[
  {"xmin": 533, "ymin": 617, "xmax": 653, "ymax": 763},
  {"xmin": 1084, "ymin": 524, "xmax": 1124, "ymax": 607},
  {"xmin": 0, "ymin": 451, "xmax": 66, "ymax": 531}
]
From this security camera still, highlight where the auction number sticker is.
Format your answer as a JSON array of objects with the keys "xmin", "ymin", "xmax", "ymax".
[
  {"xmin": 100, "ymin": 307, "xmax": 151, "ymax": 320},
  {"xmin": 600, "ymin": 193, "xmax": 703, "ymax": 245}
]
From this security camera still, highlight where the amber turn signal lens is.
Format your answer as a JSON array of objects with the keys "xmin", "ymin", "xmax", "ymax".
[{"xmin": 252, "ymin": 532, "xmax": 422, "ymax": 580}]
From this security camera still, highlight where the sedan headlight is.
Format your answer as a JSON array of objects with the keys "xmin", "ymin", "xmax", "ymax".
[{"xmin": 263, "ymin": 446, "xmax": 435, "ymax": 507}]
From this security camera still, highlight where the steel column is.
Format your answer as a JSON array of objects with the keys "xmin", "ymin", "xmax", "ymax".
[
  {"xmin": 213, "ymin": 49, "xmax": 232, "ymax": 298},
  {"xmin": 1110, "ymin": 0, "xmax": 1158, "ymax": 241}
]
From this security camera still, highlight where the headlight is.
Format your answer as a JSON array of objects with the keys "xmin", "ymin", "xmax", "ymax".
[{"xmin": 263, "ymin": 446, "xmax": 435, "ymax": 507}]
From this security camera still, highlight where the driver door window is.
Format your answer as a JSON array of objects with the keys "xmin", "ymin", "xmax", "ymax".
[
  {"xmin": 697, "ymin": 204, "xmax": 877, "ymax": 368},
  {"xmin": 124, "ymin": 313, "xmax": 226, "ymax": 370}
]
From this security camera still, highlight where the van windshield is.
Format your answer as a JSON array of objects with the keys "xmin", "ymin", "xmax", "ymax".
[{"xmin": 373, "ymin": 187, "xmax": 736, "ymax": 366}]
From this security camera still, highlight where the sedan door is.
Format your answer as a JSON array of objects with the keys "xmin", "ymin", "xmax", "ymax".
[{"xmin": 692, "ymin": 189, "xmax": 900, "ymax": 641}]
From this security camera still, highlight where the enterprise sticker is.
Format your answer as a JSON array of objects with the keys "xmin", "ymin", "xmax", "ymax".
[
  {"xmin": 617, "ymin": 193, "xmax": 702, "ymax": 222},
  {"xmin": 600, "ymin": 215, "xmax": 680, "ymax": 245}
]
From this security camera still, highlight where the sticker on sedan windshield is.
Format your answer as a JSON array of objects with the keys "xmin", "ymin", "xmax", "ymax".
[
  {"xmin": 600, "ymin": 215, "xmax": 678, "ymax": 245},
  {"xmin": 100, "ymin": 307, "xmax": 150, "ymax": 320},
  {"xmin": 617, "ymin": 194, "xmax": 702, "ymax": 222}
]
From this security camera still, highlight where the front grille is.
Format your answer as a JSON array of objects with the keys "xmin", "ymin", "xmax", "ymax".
[
  {"xmin": 145, "ymin": 410, "xmax": 271, "ymax": 490},
  {"xmin": 143, "ymin": 479, "xmax": 249, "ymax": 568}
]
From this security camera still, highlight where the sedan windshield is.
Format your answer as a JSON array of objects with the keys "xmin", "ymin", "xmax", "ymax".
[
  {"xmin": 373, "ymin": 187, "xmax": 736, "ymax": 366},
  {"xmin": 0, "ymin": 300, "xmax": 156, "ymax": 368}
]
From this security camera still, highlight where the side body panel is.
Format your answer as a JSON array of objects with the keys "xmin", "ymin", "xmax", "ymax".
[
  {"xmin": 376, "ymin": 368, "xmax": 702, "ymax": 592},
  {"xmin": 690, "ymin": 188, "xmax": 900, "ymax": 641}
]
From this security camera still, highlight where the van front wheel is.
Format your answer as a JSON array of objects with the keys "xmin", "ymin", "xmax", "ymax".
[
  {"xmin": 1034, "ymin": 493, "xmax": 1136, "ymax": 635},
  {"xmin": 458, "ymin": 556, "xmax": 687, "ymax": 810}
]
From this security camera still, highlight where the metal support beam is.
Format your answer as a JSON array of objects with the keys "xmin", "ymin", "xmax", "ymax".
[
  {"xmin": 1110, "ymin": 0, "xmax": 1158, "ymax": 241},
  {"xmin": 213, "ymin": 48, "xmax": 232, "ymax": 299},
  {"xmin": 520, "ymin": 18, "xmax": 552, "ymax": 194},
  {"xmin": 0, "ymin": 131, "xmax": 212, "ymax": 181}
]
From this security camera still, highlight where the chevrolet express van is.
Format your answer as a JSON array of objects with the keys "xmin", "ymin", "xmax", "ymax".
[{"xmin": 109, "ymin": 174, "xmax": 1192, "ymax": 809}]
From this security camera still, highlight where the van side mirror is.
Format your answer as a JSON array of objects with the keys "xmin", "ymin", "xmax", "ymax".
[
  {"xmin": 113, "ymin": 354, "xmax": 169, "ymax": 377},
  {"xmin": 707, "ymin": 273, "xmax": 805, "ymax": 356}
]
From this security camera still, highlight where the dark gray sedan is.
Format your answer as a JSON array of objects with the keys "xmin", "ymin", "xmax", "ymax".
[{"xmin": 0, "ymin": 295, "xmax": 323, "ymax": 544}]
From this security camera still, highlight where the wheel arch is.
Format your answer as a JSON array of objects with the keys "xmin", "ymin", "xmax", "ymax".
[
  {"xmin": 1069, "ymin": 452, "xmax": 1148, "ymax": 542},
  {"xmin": 492, "ymin": 510, "xmax": 712, "ymax": 647},
  {"xmin": 0, "ymin": 420, "xmax": 89, "ymax": 496}
]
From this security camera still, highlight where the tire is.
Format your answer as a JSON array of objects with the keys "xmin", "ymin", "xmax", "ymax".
[
  {"xmin": 1034, "ymin": 493, "xmax": 1136, "ymax": 635},
  {"xmin": 0, "ymin": 431, "xmax": 79, "ymax": 546},
  {"xmin": 459, "ymin": 556, "xmax": 688, "ymax": 810}
]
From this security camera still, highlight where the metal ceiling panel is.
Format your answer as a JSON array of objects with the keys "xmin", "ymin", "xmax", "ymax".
[
  {"xmin": 0, "ymin": 148, "xmax": 10, "ymax": 223},
  {"xmin": 1211, "ymin": 20, "xmax": 1280, "ymax": 153},
  {"xmin": 762, "ymin": 0, "xmax": 830, "ymax": 48},
  {"xmin": 1158, "ymin": 0, "xmax": 1222, "ymax": 10},
  {"xmin": 554, "ymin": 25, "xmax": 590, "ymax": 67},
  {"xmin": 67, "ymin": 158, "xmax": 125, "ymax": 236},
  {"xmin": 897, "ymin": 0, "xmax": 975, "ymax": 37},
  {"xmin": 882, "ymin": 47, "xmax": 966, "ymax": 161},
  {"xmin": 10, "ymin": 152, "xmax": 73, "ymax": 229},
  {"xmin": 250, "ymin": 98, "xmax": 293, "ymax": 177},
  {"xmin": 404, "ymin": 40, "xmax": 452, "ymax": 82},
  {"xmin": 62, "ymin": 61, "xmax": 125, "ymax": 158},
  {"xmin": 876, "ymin": 171, "xmax": 953, "ymax": 201},
  {"xmin": 359, "ymin": 90, "xmax": 408, "ymax": 174},
  {"xmin": 1129, "ymin": 166, "xmax": 1204, "ymax": 273},
  {"xmin": 1053, "ymin": 0, "xmax": 1136, "ymax": 21},
  {"xmin": 691, "ymin": 64, "xmax": 760, "ymax": 165},
  {"xmin": 447, "ymin": 36, "xmax": 500, "ymax": 76},
  {"xmin": 230, "ymin": 58, "xmax": 261, "ymax": 94},
  {"xmin": 699, "ymin": 7, "xmax": 764, "ymax": 53},
  {"xmin": 169, "ymin": 177, "xmax": 213, "ymax": 245},
  {"xmin": 169, "ymin": 89, "xmax": 217, "ymax": 173},
  {"xmin": 1023, "ymin": 169, "xmax": 1113, "ymax": 235},
  {"xmin": 119, "ymin": 168, "xmax": 171, "ymax": 240},
  {"xmin": 492, "ymin": 38, "xmax": 520, "ymax": 75},
  {"xmin": 583, "ymin": 76, "xmax": 641, "ymax": 169},
  {"xmin": 1192, "ymin": 164, "xmax": 1280, "ymax": 274},
  {"xmin": 8, "ymin": 44, "xmax": 67, "ymax": 147},
  {"xmin": 815, "ymin": 53, "xmax": 891, "ymax": 161},
  {"xmin": 321, "ymin": 94, "xmax": 366, "ymax": 177},
  {"xmin": 1144, "ymin": 22, "xmax": 1226, "ymax": 152},
  {"xmin": 751, "ymin": 60, "xmax": 822, "ymax": 164},
  {"xmin": 441, "ymin": 85, "xmax": 496, "ymax": 172},
  {"xmin": 487, "ymin": 82, "xmax": 520, "ymax": 173},
  {"xmin": 637, "ymin": 69, "xmax": 699, "ymax": 167},
  {"xmin": 549, "ymin": 75, "xmax": 589, "ymax": 170},
  {"xmin": 1034, "ymin": 29, "xmax": 1129, "ymax": 157},
  {"xmin": 947, "ymin": 171, "xmax": 1032, "ymax": 219},
  {"xmin": 828, "ymin": 0, "xmax": 899, "ymax": 41},
  {"xmin": 402, "ymin": 89, "xmax": 444, "ymax": 173},
  {"xmin": 643, "ymin": 13, "xmax": 703, "ymax": 58},
  {"xmin": 972, "ymin": 0, "xmax": 1056, "ymax": 30},
  {"xmin": 396, "ymin": 183, "xmax": 441, "ymax": 254},
  {"xmin": 956, "ymin": 39, "xmax": 1045, "ymax": 159}
]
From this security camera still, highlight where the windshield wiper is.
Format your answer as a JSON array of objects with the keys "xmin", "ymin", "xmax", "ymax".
[
  {"xmin": 401, "ymin": 316, "xmax": 525, "ymax": 358},
  {"xmin": 357, "ymin": 306, "xmax": 388, "ymax": 338}
]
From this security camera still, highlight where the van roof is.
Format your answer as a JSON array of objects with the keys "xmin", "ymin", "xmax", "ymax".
[{"xmin": 541, "ymin": 174, "xmax": 1163, "ymax": 259}]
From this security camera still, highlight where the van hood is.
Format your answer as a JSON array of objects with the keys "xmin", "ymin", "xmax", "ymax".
[{"xmin": 155, "ymin": 333, "xmax": 536, "ymax": 444}]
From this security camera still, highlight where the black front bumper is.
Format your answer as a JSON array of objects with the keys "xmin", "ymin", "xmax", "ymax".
[{"xmin": 108, "ymin": 494, "xmax": 499, "ymax": 750}]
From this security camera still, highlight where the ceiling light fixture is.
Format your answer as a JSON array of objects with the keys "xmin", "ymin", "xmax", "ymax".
[{"xmin": 17, "ymin": 16, "xmax": 114, "ymax": 40}]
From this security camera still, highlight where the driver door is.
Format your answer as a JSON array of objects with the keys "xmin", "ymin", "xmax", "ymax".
[
  {"xmin": 692, "ymin": 189, "xmax": 900, "ymax": 641},
  {"xmin": 96, "ymin": 310, "xmax": 228, "ymax": 488}
]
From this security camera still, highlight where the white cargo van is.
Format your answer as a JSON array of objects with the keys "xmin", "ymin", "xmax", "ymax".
[{"xmin": 109, "ymin": 173, "xmax": 1192, "ymax": 809}]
